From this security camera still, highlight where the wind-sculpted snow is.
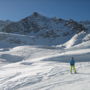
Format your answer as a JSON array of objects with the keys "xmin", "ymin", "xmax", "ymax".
[{"xmin": 0, "ymin": 44, "xmax": 90, "ymax": 90}]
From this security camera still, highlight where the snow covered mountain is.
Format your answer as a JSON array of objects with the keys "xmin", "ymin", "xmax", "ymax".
[
  {"xmin": 80, "ymin": 21, "xmax": 90, "ymax": 32},
  {"xmin": 0, "ymin": 12, "xmax": 87, "ymax": 46},
  {"xmin": 2, "ymin": 12, "xmax": 86, "ymax": 35},
  {"xmin": 0, "ymin": 12, "xmax": 90, "ymax": 90}
]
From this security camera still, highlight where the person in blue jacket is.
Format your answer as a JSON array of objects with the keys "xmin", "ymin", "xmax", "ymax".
[{"xmin": 70, "ymin": 57, "xmax": 77, "ymax": 73}]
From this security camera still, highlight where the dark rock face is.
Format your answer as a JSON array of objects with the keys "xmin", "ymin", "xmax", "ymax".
[
  {"xmin": 2, "ymin": 12, "xmax": 87, "ymax": 38},
  {"xmin": 0, "ymin": 20, "xmax": 12, "ymax": 31}
]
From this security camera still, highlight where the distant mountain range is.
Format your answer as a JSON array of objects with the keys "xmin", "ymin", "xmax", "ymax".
[{"xmin": 0, "ymin": 12, "xmax": 90, "ymax": 47}]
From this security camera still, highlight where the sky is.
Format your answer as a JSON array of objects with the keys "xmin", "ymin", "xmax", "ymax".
[{"xmin": 0, "ymin": 0, "xmax": 90, "ymax": 21}]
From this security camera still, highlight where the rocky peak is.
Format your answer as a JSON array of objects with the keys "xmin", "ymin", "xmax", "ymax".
[
  {"xmin": 1, "ymin": 12, "xmax": 87, "ymax": 38},
  {"xmin": 31, "ymin": 12, "xmax": 42, "ymax": 17}
]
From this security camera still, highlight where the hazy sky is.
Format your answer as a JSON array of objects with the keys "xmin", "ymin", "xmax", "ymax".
[{"xmin": 0, "ymin": 0, "xmax": 90, "ymax": 21}]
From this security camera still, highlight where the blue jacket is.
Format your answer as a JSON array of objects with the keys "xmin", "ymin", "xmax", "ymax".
[{"xmin": 70, "ymin": 59, "xmax": 75, "ymax": 65}]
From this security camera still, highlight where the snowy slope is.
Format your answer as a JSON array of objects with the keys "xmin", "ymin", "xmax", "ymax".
[
  {"xmin": 0, "ymin": 32, "xmax": 72, "ymax": 47},
  {"xmin": 0, "ymin": 31, "xmax": 90, "ymax": 90},
  {"xmin": 0, "ymin": 13, "xmax": 90, "ymax": 90},
  {"xmin": 0, "ymin": 43, "xmax": 90, "ymax": 90},
  {"xmin": 80, "ymin": 21, "xmax": 90, "ymax": 30}
]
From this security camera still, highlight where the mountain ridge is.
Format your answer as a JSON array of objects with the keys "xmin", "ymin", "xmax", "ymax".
[{"xmin": 0, "ymin": 12, "xmax": 89, "ymax": 47}]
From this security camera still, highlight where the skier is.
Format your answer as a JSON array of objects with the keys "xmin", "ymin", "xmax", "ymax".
[{"xmin": 70, "ymin": 57, "xmax": 77, "ymax": 74}]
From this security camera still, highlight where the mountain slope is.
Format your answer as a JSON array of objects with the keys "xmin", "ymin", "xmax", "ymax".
[
  {"xmin": 1, "ymin": 12, "xmax": 86, "ymax": 46},
  {"xmin": 0, "ymin": 43, "xmax": 90, "ymax": 90},
  {"xmin": 0, "ymin": 12, "xmax": 90, "ymax": 90},
  {"xmin": 0, "ymin": 20, "xmax": 12, "ymax": 31}
]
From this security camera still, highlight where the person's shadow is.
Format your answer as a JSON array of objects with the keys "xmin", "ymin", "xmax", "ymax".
[{"xmin": 77, "ymin": 72, "xmax": 90, "ymax": 75}]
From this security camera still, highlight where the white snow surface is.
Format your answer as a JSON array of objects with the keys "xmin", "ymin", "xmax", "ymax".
[
  {"xmin": 0, "ymin": 14, "xmax": 90, "ymax": 90},
  {"xmin": 0, "ymin": 33, "xmax": 90, "ymax": 90}
]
